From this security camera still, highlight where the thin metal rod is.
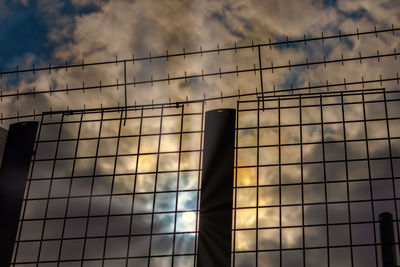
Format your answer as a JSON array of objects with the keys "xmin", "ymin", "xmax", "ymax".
[
  {"xmin": 258, "ymin": 44, "xmax": 265, "ymax": 110},
  {"xmin": 0, "ymin": 26, "xmax": 398, "ymax": 76},
  {"xmin": 124, "ymin": 60, "xmax": 128, "ymax": 125},
  {"xmin": 2, "ymin": 50, "xmax": 398, "ymax": 100},
  {"xmin": 0, "ymin": 85, "xmax": 393, "ymax": 123}
]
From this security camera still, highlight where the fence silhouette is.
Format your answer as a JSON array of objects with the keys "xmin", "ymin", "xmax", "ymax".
[{"xmin": 0, "ymin": 26, "xmax": 399, "ymax": 266}]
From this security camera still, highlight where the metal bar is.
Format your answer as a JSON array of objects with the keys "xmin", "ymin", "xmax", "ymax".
[
  {"xmin": 320, "ymin": 95, "xmax": 331, "ymax": 267},
  {"xmin": 55, "ymin": 113, "xmax": 84, "ymax": 264},
  {"xmin": 379, "ymin": 212, "xmax": 397, "ymax": 267},
  {"xmin": 278, "ymin": 98, "xmax": 282, "ymax": 267},
  {"xmin": 0, "ymin": 88, "xmax": 391, "ymax": 125},
  {"xmin": 126, "ymin": 107, "xmax": 144, "ymax": 266},
  {"xmin": 197, "ymin": 109, "xmax": 235, "ymax": 267},
  {"xmin": 35, "ymin": 114, "xmax": 65, "ymax": 262},
  {"xmin": 2, "ymin": 50, "xmax": 398, "ymax": 100},
  {"xmin": 362, "ymin": 91, "xmax": 379, "ymax": 266},
  {"xmin": 147, "ymin": 106, "xmax": 165, "ymax": 267},
  {"xmin": 11, "ymin": 116, "xmax": 43, "ymax": 266},
  {"xmin": 124, "ymin": 60, "xmax": 128, "ymax": 125},
  {"xmin": 0, "ymin": 27, "xmax": 398, "ymax": 76},
  {"xmin": 383, "ymin": 91, "xmax": 400, "ymax": 259},
  {"xmin": 258, "ymin": 44, "xmax": 265, "ymax": 110},
  {"xmin": 171, "ymin": 105, "xmax": 185, "ymax": 266},
  {"xmin": 256, "ymin": 88, "xmax": 260, "ymax": 267},
  {"xmin": 340, "ymin": 92, "xmax": 354, "ymax": 266},
  {"xmin": 81, "ymin": 111, "xmax": 104, "ymax": 265},
  {"xmin": 0, "ymin": 84, "xmax": 395, "ymax": 124},
  {"xmin": 0, "ymin": 122, "xmax": 38, "ymax": 266},
  {"xmin": 232, "ymin": 101, "xmax": 239, "ymax": 267},
  {"xmin": 300, "ymin": 95, "xmax": 306, "ymax": 266},
  {"xmin": 193, "ymin": 101, "xmax": 205, "ymax": 266}
]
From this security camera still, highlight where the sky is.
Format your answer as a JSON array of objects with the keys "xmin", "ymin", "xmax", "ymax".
[
  {"xmin": 2, "ymin": 0, "xmax": 400, "ymax": 266},
  {"xmin": 0, "ymin": 0, "xmax": 399, "ymax": 120},
  {"xmin": 0, "ymin": 0, "xmax": 397, "ymax": 65}
]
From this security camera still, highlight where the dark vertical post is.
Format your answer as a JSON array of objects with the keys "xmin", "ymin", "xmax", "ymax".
[
  {"xmin": 0, "ymin": 122, "xmax": 38, "ymax": 266},
  {"xmin": 379, "ymin": 212, "xmax": 398, "ymax": 267},
  {"xmin": 0, "ymin": 127, "xmax": 8, "ymax": 164},
  {"xmin": 197, "ymin": 109, "xmax": 235, "ymax": 267}
]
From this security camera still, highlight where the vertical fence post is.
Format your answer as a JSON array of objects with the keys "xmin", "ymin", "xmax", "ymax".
[
  {"xmin": 197, "ymin": 109, "xmax": 235, "ymax": 267},
  {"xmin": 379, "ymin": 212, "xmax": 398, "ymax": 267},
  {"xmin": 0, "ymin": 122, "xmax": 38, "ymax": 266}
]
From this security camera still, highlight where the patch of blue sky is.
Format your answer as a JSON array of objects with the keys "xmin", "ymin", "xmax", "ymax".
[
  {"xmin": 348, "ymin": 8, "xmax": 370, "ymax": 21},
  {"xmin": 0, "ymin": 3, "xmax": 49, "ymax": 67},
  {"xmin": 0, "ymin": 1, "xmax": 101, "ymax": 68},
  {"xmin": 210, "ymin": 11, "xmax": 246, "ymax": 40},
  {"xmin": 280, "ymin": 69, "xmax": 306, "ymax": 90},
  {"xmin": 323, "ymin": 0, "xmax": 338, "ymax": 6}
]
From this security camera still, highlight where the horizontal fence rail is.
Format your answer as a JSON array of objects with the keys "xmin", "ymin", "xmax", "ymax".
[{"xmin": 0, "ymin": 26, "xmax": 398, "ymax": 77}]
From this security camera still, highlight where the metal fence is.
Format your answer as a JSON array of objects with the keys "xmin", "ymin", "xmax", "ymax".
[
  {"xmin": 12, "ymin": 102, "xmax": 204, "ymax": 267},
  {"xmin": 6, "ymin": 88, "xmax": 400, "ymax": 266},
  {"xmin": 234, "ymin": 89, "xmax": 400, "ymax": 267},
  {"xmin": 1, "ymin": 25, "xmax": 400, "ymax": 267}
]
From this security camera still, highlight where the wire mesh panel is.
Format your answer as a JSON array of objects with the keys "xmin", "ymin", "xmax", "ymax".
[
  {"xmin": 233, "ymin": 89, "xmax": 400, "ymax": 267},
  {"xmin": 11, "ymin": 102, "xmax": 204, "ymax": 267},
  {"xmin": 8, "ymin": 88, "xmax": 400, "ymax": 267},
  {"xmin": 0, "ymin": 20, "xmax": 398, "ymax": 267}
]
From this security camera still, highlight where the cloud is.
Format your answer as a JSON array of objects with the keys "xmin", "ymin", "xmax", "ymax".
[
  {"xmin": 3, "ymin": 0, "xmax": 399, "ymax": 120},
  {"xmin": 6, "ymin": 1, "xmax": 400, "ymax": 265},
  {"xmin": 338, "ymin": 0, "xmax": 400, "ymax": 26}
]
